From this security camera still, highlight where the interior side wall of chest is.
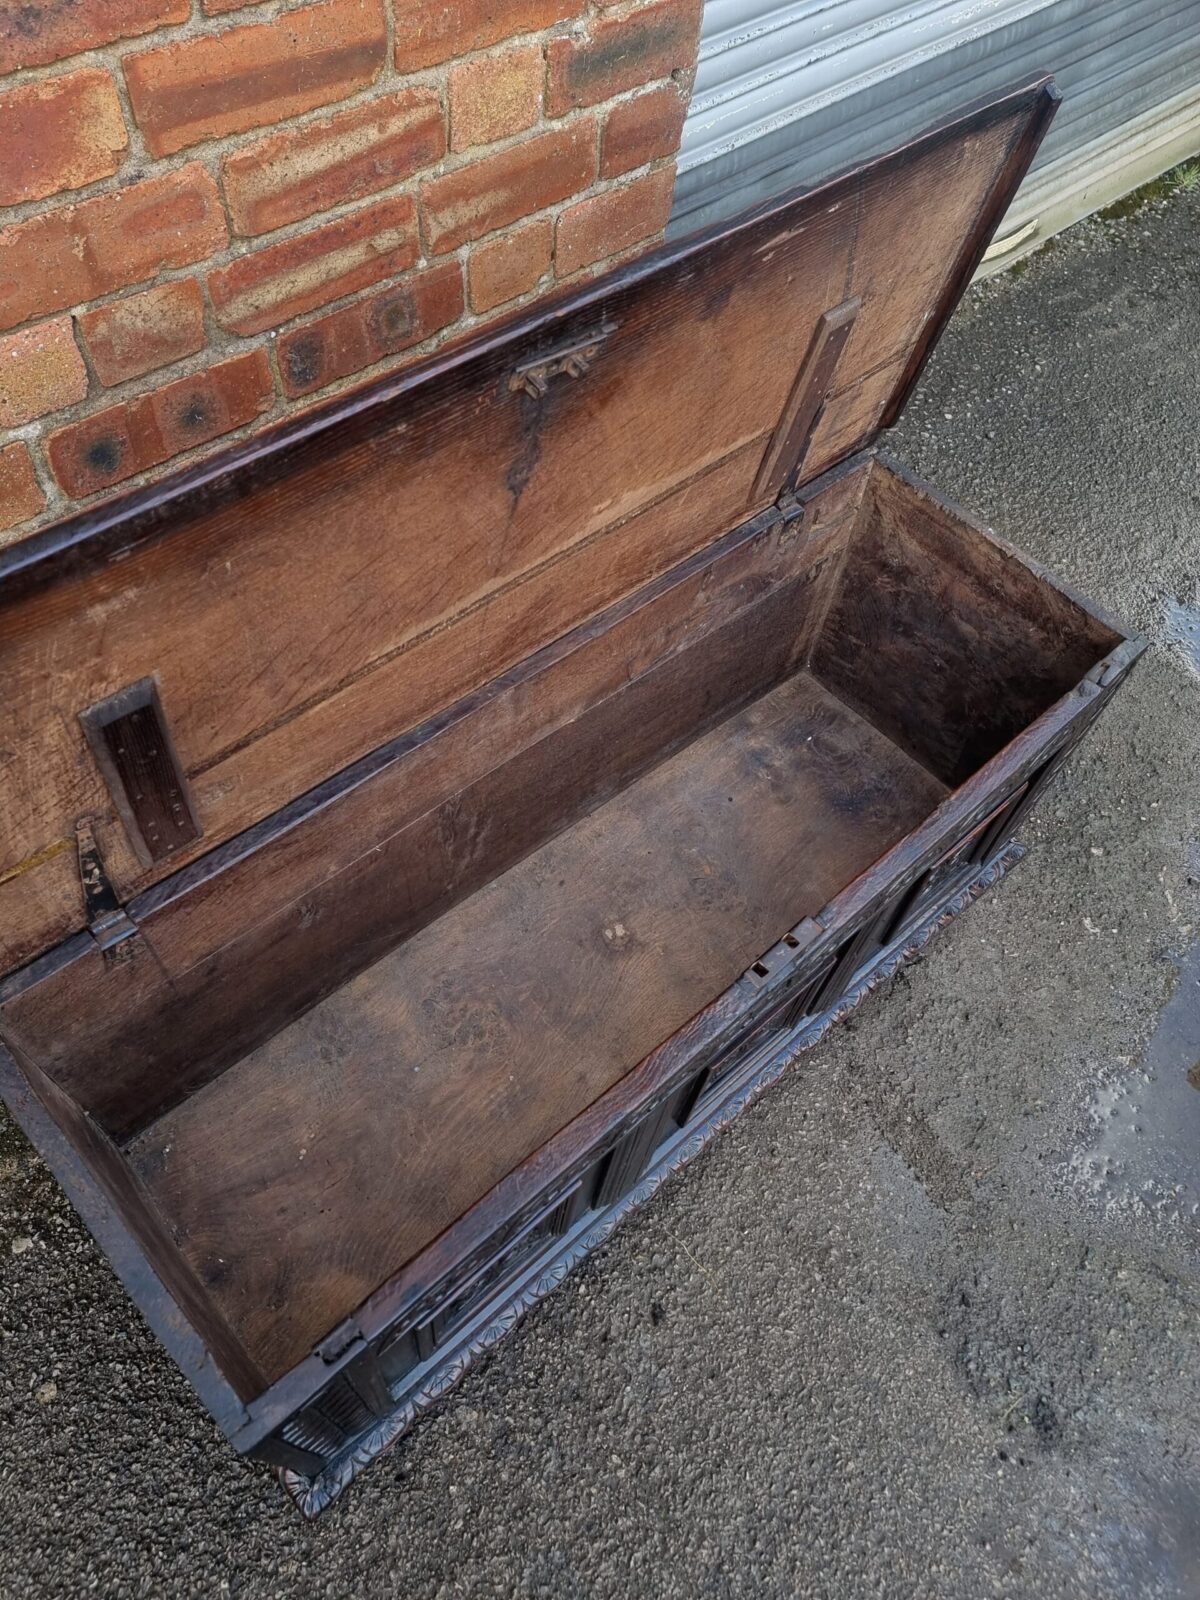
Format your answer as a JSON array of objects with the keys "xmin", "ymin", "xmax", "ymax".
[{"xmin": 0, "ymin": 452, "xmax": 1136, "ymax": 1407}]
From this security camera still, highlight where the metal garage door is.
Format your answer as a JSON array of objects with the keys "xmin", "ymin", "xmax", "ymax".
[{"xmin": 671, "ymin": 0, "xmax": 1200, "ymax": 266}]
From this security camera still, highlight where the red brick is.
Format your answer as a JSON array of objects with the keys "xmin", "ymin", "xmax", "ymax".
[
  {"xmin": 449, "ymin": 44, "xmax": 542, "ymax": 153},
  {"xmin": 0, "ymin": 318, "xmax": 88, "ymax": 427},
  {"xmin": 422, "ymin": 121, "xmax": 596, "ymax": 256},
  {"xmin": 79, "ymin": 280, "xmax": 207, "ymax": 387},
  {"xmin": 222, "ymin": 88, "xmax": 444, "ymax": 237},
  {"xmin": 208, "ymin": 194, "xmax": 418, "ymax": 337},
  {"xmin": 0, "ymin": 69, "xmax": 128, "ymax": 207},
  {"xmin": 0, "ymin": 165, "xmax": 226, "ymax": 334},
  {"xmin": 556, "ymin": 164, "xmax": 675, "ymax": 276},
  {"xmin": 601, "ymin": 83, "xmax": 686, "ymax": 178},
  {"xmin": 203, "ymin": 0, "xmax": 270, "ymax": 11},
  {"xmin": 468, "ymin": 218, "xmax": 553, "ymax": 312},
  {"xmin": 277, "ymin": 260, "xmax": 464, "ymax": 397},
  {"xmin": 0, "ymin": 0, "xmax": 188, "ymax": 75},
  {"xmin": 47, "ymin": 350, "xmax": 273, "ymax": 498},
  {"xmin": 393, "ymin": 0, "xmax": 583, "ymax": 71},
  {"xmin": 546, "ymin": 0, "xmax": 701, "ymax": 116},
  {"xmin": 124, "ymin": 0, "xmax": 387, "ymax": 157},
  {"xmin": 0, "ymin": 443, "xmax": 47, "ymax": 532}
]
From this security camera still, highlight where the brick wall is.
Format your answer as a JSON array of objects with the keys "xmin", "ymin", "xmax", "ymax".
[{"xmin": 0, "ymin": 0, "xmax": 701, "ymax": 542}]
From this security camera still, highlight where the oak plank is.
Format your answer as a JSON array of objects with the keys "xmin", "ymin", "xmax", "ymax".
[
  {"xmin": 129, "ymin": 672, "xmax": 948, "ymax": 1380},
  {"xmin": 0, "ymin": 85, "xmax": 1054, "ymax": 969}
]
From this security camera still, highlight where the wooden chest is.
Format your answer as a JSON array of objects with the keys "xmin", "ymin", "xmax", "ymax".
[{"xmin": 0, "ymin": 80, "xmax": 1143, "ymax": 1514}]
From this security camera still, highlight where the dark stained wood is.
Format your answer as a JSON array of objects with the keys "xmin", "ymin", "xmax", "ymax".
[
  {"xmin": 128, "ymin": 670, "xmax": 949, "ymax": 1380},
  {"xmin": 244, "ymin": 623, "xmax": 1146, "ymax": 1453},
  {"xmin": 0, "ymin": 481, "xmax": 866, "ymax": 1137},
  {"xmin": 879, "ymin": 82, "xmax": 1061, "ymax": 428},
  {"xmin": 751, "ymin": 297, "xmax": 861, "ymax": 503},
  {"xmin": 0, "ymin": 82, "xmax": 1056, "ymax": 972},
  {"xmin": 80, "ymin": 679, "xmax": 201, "ymax": 867},
  {"xmin": 0, "ymin": 1039, "xmax": 263, "ymax": 1413},
  {"xmin": 811, "ymin": 458, "xmax": 1122, "ymax": 786},
  {"xmin": 0, "ymin": 83, "xmax": 1149, "ymax": 1508}
]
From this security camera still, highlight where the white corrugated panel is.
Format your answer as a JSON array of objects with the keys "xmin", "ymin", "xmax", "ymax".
[{"xmin": 670, "ymin": 0, "xmax": 1200, "ymax": 250}]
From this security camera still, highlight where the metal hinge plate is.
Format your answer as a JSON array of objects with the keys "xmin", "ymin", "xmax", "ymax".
[
  {"xmin": 75, "ymin": 818, "xmax": 138, "ymax": 963},
  {"xmin": 509, "ymin": 321, "xmax": 617, "ymax": 399}
]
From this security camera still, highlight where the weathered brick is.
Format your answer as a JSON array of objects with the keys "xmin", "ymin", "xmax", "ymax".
[
  {"xmin": 393, "ymin": 0, "xmax": 583, "ymax": 71},
  {"xmin": 556, "ymin": 164, "xmax": 675, "ymax": 276},
  {"xmin": 0, "ymin": 0, "xmax": 189, "ymax": 75},
  {"xmin": 222, "ymin": 88, "xmax": 444, "ymax": 237},
  {"xmin": 208, "ymin": 195, "xmax": 418, "ymax": 337},
  {"xmin": 0, "ymin": 69, "xmax": 128, "ymax": 207},
  {"xmin": 0, "ymin": 165, "xmax": 226, "ymax": 334},
  {"xmin": 449, "ymin": 44, "xmax": 542, "ymax": 153},
  {"xmin": 0, "ymin": 443, "xmax": 47, "ymax": 532},
  {"xmin": 422, "ymin": 120, "xmax": 595, "ymax": 256},
  {"xmin": 79, "ymin": 280, "xmax": 207, "ymax": 387},
  {"xmin": 0, "ymin": 318, "xmax": 88, "ymax": 427},
  {"xmin": 600, "ymin": 83, "xmax": 686, "ymax": 178},
  {"xmin": 277, "ymin": 260, "xmax": 464, "ymax": 397},
  {"xmin": 124, "ymin": 0, "xmax": 388, "ymax": 157},
  {"xmin": 468, "ymin": 217, "xmax": 553, "ymax": 312},
  {"xmin": 546, "ymin": 0, "xmax": 701, "ymax": 116},
  {"xmin": 203, "ymin": 0, "xmax": 270, "ymax": 11},
  {"xmin": 47, "ymin": 350, "xmax": 273, "ymax": 497}
]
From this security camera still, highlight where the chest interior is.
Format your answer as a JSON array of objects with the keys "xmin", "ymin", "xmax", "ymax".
[{"xmin": 0, "ymin": 80, "xmax": 1137, "ymax": 1441}]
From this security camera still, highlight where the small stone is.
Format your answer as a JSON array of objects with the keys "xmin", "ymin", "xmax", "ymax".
[
  {"xmin": 10, "ymin": 1236, "xmax": 32, "ymax": 1256},
  {"xmin": 36, "ymin": 1380, "xmax": 57, "ymax": 1404}
]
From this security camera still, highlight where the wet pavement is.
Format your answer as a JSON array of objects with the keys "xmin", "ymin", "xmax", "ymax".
[
  {"xmin": 1163, "ymin": 598, "xmax": 1200, "ymax": 680},
  {"xmin": 1, "ymin": 182, "xmax": 1199, "ymax": 1597},
  {"xmin": 1070, "ymin": 939, "xmax": 1200, "ymax": 1230}
]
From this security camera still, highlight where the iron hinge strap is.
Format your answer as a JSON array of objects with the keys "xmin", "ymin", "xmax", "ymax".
[{"xmin": 75, "ymin": 818, "xmax": 139, "ymax": 962}]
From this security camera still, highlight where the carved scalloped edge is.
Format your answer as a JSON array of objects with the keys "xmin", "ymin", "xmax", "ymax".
[{"xmin": 280, "ymin": 842, "xmax": 1026, "ymax": 1517}]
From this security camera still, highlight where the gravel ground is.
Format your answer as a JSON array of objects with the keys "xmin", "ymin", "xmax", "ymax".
[{"xmin": 2, "ymin": 184, "xmax": 1199, "ymax": 1600}]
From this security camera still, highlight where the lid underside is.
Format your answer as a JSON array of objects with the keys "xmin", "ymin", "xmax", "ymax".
[{"xmin": 0, "ymin": 80, "xmax": 1058, "ymax": 972}]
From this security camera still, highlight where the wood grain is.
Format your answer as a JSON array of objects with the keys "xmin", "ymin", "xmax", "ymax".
[
  {"xmin": 0, "ymin": 83, "xmax": 1055, "ymax": 971},
  {"xmin": 0, "ymin": 82, "xmax": 1140, "ymax": 1488},
  {"xmin": 128, "ymin": 671, "xmax": 948, "ymax": 1380},
  {"xmin": 812, "ymin": 461, "xmax": 1121, "ymax": 786},
  {"xmin": 0, "ymin": 481, "xmax": 865, "ymax": 1137},
  {"xmin": 751, "ymin": 297, "xmax": 861, "ymax": 502}
]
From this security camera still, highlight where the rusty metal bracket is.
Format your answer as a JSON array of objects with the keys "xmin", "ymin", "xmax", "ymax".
[
  {"xmin": 509, "ymin": 322, "xmax": 616, "ymax": 399},
  {"xmin": 75, "ymin": 818, "xmax": 138, "ymax": 963}
]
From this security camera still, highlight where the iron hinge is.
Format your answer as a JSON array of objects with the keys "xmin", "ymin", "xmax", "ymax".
[
  {"xmin": 1086, "ymin": 659, "xmax": 1127, "ymax": 690},
  {"xmin": 75, "ymin": 818, "xmax": 139, "ymax": 963}
]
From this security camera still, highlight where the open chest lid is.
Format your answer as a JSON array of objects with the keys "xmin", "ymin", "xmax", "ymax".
[{"xmin": 0, "ymin": 79, "xmax": 1058, "ymax": 973}]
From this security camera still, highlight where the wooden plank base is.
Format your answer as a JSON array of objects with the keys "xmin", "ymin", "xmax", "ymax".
[
  {"xmin": 278, "ymin": 839, "xmax": 1027, "ymax": 1517},
  {"xmin": 128, "ymin": 671, "xmax": 948, "ymax": 1381}
]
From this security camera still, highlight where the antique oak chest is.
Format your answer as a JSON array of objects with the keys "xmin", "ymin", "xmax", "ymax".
[{"xmin": 0, "ymin": 80, "xmax": 1143, "ymax": 1513}]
